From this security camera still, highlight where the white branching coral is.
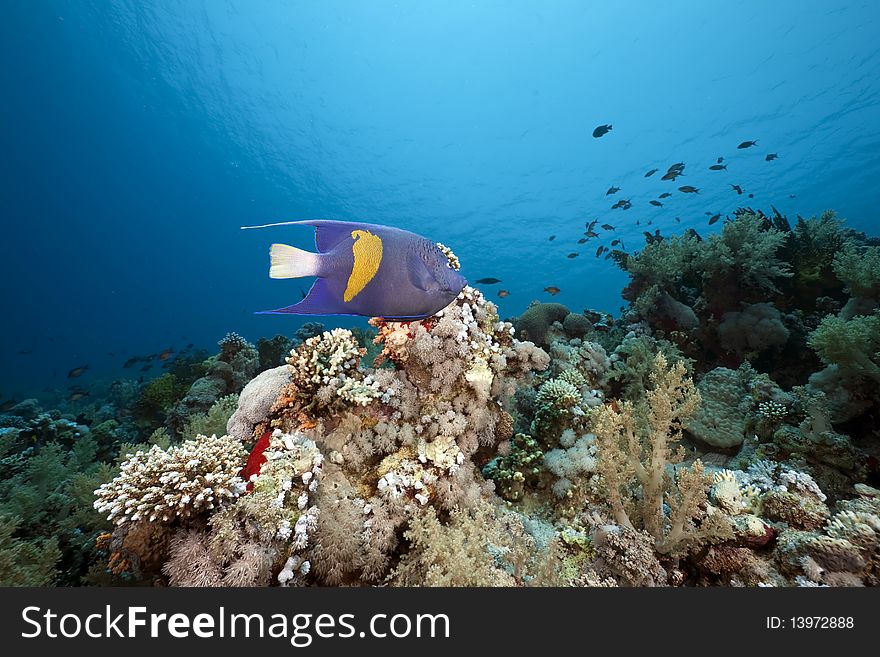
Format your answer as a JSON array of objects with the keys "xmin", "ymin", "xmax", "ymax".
[
  {"xmin": 435, "ymin": 242, "xmax": 461, "ymax": 271},
  {"xmin": 289, "ymin": 328, "xmax": 364, "ymax": 391},
  {"xmin": 744, "ymin": 460, "xmax": 827, "ymax": 502},
  {"xmin": 710, "ymin": 469, "xmax": 760, "ymax": 515},
  {"xmin": 94, "ymin": 434, "xmax": 247, "ymax": 526},
  {"xmin": 284, "ymin": 328, "xmax": 391, "ymax": 414},
  {"xmin": 536, "ymin": 379, "xmax": 581, "ymax": 410},
  {"xmin": 162, "ymin": 429, "xmax": 324, "ymax": 587},
  {"xmin": 757, "ymin": 400, "xmax": 788, "ymax": 421}
]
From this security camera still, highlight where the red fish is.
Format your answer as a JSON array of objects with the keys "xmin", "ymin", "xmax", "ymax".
[{"xmin": 241, "ymin": 430, "xmax": 273, "ymax": 490}]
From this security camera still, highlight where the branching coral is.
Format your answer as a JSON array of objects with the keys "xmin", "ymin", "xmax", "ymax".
[
  {"xmin": 160, "ymin": 429, "xmax": 323, "ymax": 587},
  {"xmin": 622, "ymin": 233, "xmax": 702, "ymax": 292},
  {"xmin": 592, "ymin": 353, "xmax": 727, "ymax": 555},
  {"xmin": 278, "ymin": 328, "xmax": 392, "ymax": 421},
  {"xmin": 833, "ymin": 243, "xmax": 880, "ymax": 299},
  {"xmin": 94, "ymin": 434, "xmax": 247, "ymax": 526},
  {"xmin": 704, "ymin": 215, "xmax": 793, "ymax": 293},
  {"xmin": 808, "ymin": 312, "xmax": 880, "ymax": 380},
  {"xmin": 391, "ymin": 502, "xmax": 539, "ymax": 586},
  {"xmin": 483, "ymin": 433, "xmax": 544, "ymax": 501}
]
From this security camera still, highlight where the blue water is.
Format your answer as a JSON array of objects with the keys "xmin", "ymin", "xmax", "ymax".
[{"xmin": 2, "ymin": 0, "xmax": 879, "ymax": 397}]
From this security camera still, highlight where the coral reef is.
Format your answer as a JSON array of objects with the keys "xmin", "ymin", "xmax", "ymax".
[
  {"xmin": 93, "ymin": 286, "xmax": 551, "ymax": 586},
  {"xmin": 2, "ymin": 205, "xmax": 878, "ymax": 589}
]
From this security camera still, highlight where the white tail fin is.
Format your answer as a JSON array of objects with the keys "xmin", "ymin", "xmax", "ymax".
[{"xmin": 269, "ymin": 243, "xmax": 319, "ymax": 279}]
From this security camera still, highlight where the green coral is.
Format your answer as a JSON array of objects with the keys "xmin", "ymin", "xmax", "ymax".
[
  {"xmin": 0, "ymin": 514, "xmax": 61, "ymax": 585},
  {"xmin": 181, "ymin": 394, "xmax": 240, "ymax": 440},
  {"xmin": 704, "ymin": 214, "xmax": 792, "ymax": 293},
  {"xmin": 535, "ymin": 379, "xmax": 580, "ymax": 410},
  {"xmin": 808, "ymin": 312, "xmax": 880, "ymax": 380},
  {"xmin": 138, "ymin": 373, "xmax": 188, "ymax": 414},
  {"xmin": 608, "ymin": 334, "xmax": 692, "ymax": 402},
  {"xmin": 782, "ymin": 211, "xmax": 851, "ymax": 303},
  {"xmin": 483, "ymin": 433, "xmax": 544, "ymax": 501},
  {"xmin": 0, "ymin": 432, "xmax": 116, "ymax": 585},
  {"xmin": 833, "ymin": 244, "xmax": 880, "ymax": 298},
  {"xmin": 622, "ymin": 233, "xmax": 702, "ymax": 291}
]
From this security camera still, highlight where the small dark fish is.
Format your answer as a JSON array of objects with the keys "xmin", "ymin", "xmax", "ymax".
[
  {"xmin": 684, "ymin": 228, "xmax": 703, "ymax": 242},
  {"xmin": 158, "ymin": 348, "xmax": 174, "ymax": 361},
  {"xmin": 586, "ymin": 219, "xmax": 599, "ymax": 231},
  {"xmin": 765, "ymin": 153, "xmax": 778, "ymax": 161},
  {"xmin": 592, "ymin": 124, "xmax": 612, "ymax": 138},
  {"xmin": 549, "ymin": 235, "xmax": 556, "ymax": 241},
  {"xmin": 602, "ymin": 246, "xmax": 609, "ymax": 254},
  {"xmin": 644, "ymin": 168, "xmax": 658, "ymax": 177},
  {"xmin": 717, "ymin": 156, "xmax": 724, "ymax": 163},
  {"xmin": 660, "ymin": 171, "xmax": 681, "ymax": 181},
  {"xmin": 577, "ymin": 238, "xmax": 588, "ymax": 244},
  {"xmin": 659, "ymin": 192, "xmax": 672, "ymax": 199},
  {"xmin": 585, "ymin": 229, "xmax": 599, "ymax": 238},
  {"xmin": 610, "ymin": 239, "xmax": 621, "ymax": 247},
  {"xmin": 647, "ymin": 220, "xmax": 653, "ymax": 225},
  {"xmin": 709, "ymin": 164, "xmax": 727, "ymax": 171},
  {"xmin": 67, "ymin": 365, "xmax": 88, "ymax": 379},
  {"xmin": 649, "ymin": 200, "xmax": 663, "ymax": 207},
  {"xmin": 678, "ymin": 186, "xmax": 699, "ymax": 193},
  {"xmin": 567, "ymin": 252, "xmax": 579, "ymax": 259},
  {"xmin": 595, "ymin": 246, "xmax": 604, "ymax": 257},
  {"xmin": 737, "ymin": 140, "xmax": 758, "ymax": 149},
  {"xmin": 674, "ymin": 217, "xmax": 681, "ymax": 222},
  {"xmin": 544, "ymin": 286, "xmax": 561, "ymax": 296},
  {"xmin": 475, "ymin": 277, "xmax": 503, "ymax": 284},
  {"xmin": 611, "ymin": 200, "xmax": 625, "ymax": 210},
  {"xmin": 708, "ymin": 213, "xmax": 722, "ymax": 225},
  {"xmin": 497, "ymin": 289, "xmax": 510, "ymax": 298},
  {"xmin": 600, "ymin": 224, "xmax": 614, "ymax": 231},
  {"xmin": 748, "ymin": 193, "xmax": 754, "ymax": 198},
  {"xmin": 731, "ymin": 184, "xmax": 743, "ymax": 195},
  {"xmin": 68, "ymin": 391, "xmax": 90, "ymax": 402},
  {"xmin": 606, "ymin": 186, "xmax": 620, "ymax": 195},
  {"xmin": 789, "ymin": 194, "xmax": 796, "ymax": 198}
]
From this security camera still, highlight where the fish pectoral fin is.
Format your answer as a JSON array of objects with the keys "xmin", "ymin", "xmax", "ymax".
[{"xmin": 269, "ymin": 243, "xmax": 320, "ymax": 279}]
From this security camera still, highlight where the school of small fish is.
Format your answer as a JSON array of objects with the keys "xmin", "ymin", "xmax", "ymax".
[{"xmin": 504, "ymin": 126, "xmax": 788, "ymax": 302}]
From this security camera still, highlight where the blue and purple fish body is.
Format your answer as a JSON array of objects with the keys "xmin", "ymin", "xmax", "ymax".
[{"xmin": 242, "ymin": 219, "xmax": 467, "ymax": 320}]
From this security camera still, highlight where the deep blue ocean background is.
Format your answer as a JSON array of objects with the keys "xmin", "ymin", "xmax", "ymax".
[{"xmin": 1, "ymin": 0, "xmax": 879, "ymax": 399}]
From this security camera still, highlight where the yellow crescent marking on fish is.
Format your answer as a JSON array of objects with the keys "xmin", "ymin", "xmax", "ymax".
[{"xmin": 344, "ymin": 230, "xmax": 383, "ymax": 302}]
